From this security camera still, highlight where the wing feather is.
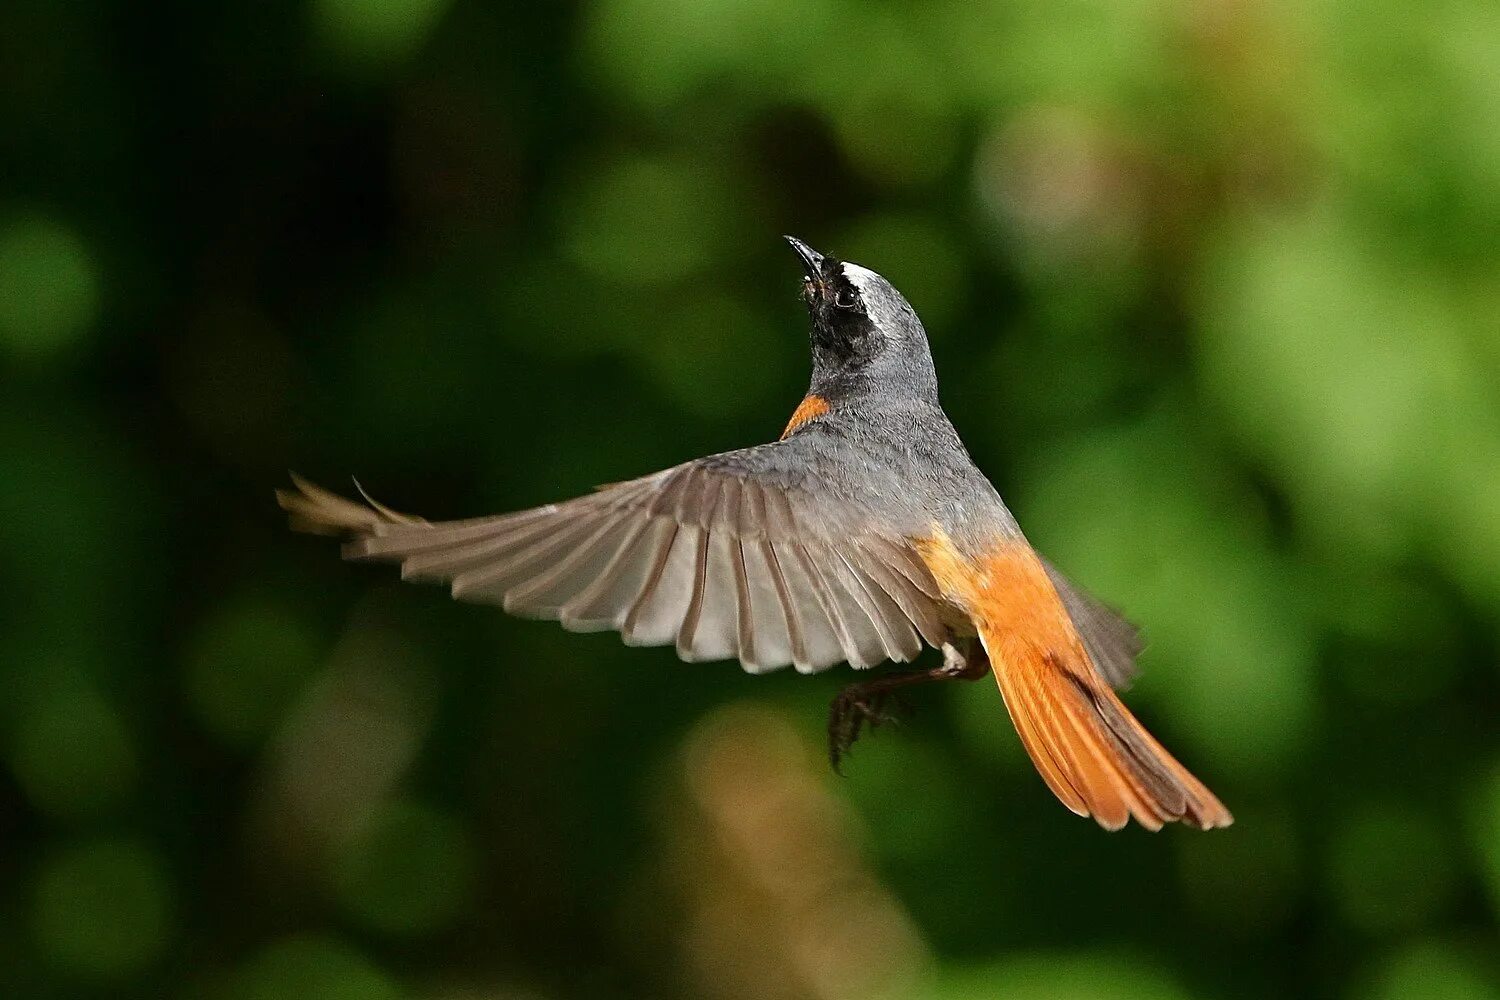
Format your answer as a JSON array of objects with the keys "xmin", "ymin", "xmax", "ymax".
[
  {"xmin": 759, "ymin": 539, "xmax": 808, "ymax": 670},
  {"xmin": 562, "ymin": 517, "xmax": 667, "ymax": 632},
  {"xmin": 625, "ymin": 524, "xmax": 695, "ymax": 647},
  {"xmin": 832, "ymin": 547, "xmax": 918, "ymax": 663},
  {"xmin": 848, "ymin": 541, "xmax": 947, "ymax": 649},
  {"xmin": 279, "ymin": 447, "xmax": 952, "ymax": 674},
  {"xmin": 791, "ymin": 541, "xmax": 873, "ymax": 668},
  {"xmin": 730, "ymin": 540, "xmax": 759, "ymax": 669}
]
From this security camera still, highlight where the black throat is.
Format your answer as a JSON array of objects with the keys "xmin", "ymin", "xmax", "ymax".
[{"xmin": 789, "ymin": 240, "xmax": 941, "ymax": 409}]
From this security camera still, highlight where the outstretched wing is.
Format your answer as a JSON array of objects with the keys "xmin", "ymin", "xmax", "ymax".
[{"xmin": 277, "ymin": 447, "xmax": 951, "ymax": 674}]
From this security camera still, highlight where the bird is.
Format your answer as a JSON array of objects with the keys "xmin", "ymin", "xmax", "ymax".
[{"xmin": 278, "ymin": 236, "xmax": 1232, "ymax": 831}]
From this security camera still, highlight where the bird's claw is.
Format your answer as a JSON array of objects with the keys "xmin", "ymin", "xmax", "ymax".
[{"xmin": 827, "ymin": 684, "xmax": 913, "ymax": 773}]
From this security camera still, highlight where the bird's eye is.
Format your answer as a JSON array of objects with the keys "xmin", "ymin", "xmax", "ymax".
[{"xmin": 833, "ymin": 287, "xmax": 858, "ymax": 310}]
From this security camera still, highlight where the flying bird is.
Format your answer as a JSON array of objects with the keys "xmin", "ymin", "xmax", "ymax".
[{"xmin": 279, "ymin": 237, "xmax": 1231, "ymax": 831}]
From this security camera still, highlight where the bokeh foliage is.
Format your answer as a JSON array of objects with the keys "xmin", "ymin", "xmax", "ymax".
[{"xmin": 2, "ymin": 0, "xmax": 1498, "ymax": 997}]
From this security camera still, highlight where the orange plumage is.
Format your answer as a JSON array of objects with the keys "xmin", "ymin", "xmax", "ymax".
[
  {"xmin": 919, "ymin": 532, "xmax": 1231, "ymax": 831},
  {"xmin": 780, "ymin": 394, "xmax": 829, "ymax": 439}
]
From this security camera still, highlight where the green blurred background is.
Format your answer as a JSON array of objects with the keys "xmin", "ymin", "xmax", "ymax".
[{"xmin": 3, "ymin": 0, "xmax": 1499, "ymax": 997}]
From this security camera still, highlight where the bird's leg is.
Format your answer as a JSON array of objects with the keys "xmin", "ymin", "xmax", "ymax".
[{"xmin": 828, "ymin": 639, "xmax": 991, "ymax": 772}]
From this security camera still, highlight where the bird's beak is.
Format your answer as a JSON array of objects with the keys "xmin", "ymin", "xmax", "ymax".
[{"xmin": 783, "ymin": 235, "xmax": 825, "ymax": 279}]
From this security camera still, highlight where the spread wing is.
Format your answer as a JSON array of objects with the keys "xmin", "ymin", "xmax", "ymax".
[{"xmin": 277, "ymin": 449, "xmax": 951, "ymax": 674}]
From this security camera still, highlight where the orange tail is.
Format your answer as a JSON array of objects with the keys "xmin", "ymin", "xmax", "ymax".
[
  {"xmin": 919, "ymin": 532, "xmax": 1230, "ymax": 831},
  {"xmin": 982, "ymin": 620, "xmax": 1232, "ymax": 830}
]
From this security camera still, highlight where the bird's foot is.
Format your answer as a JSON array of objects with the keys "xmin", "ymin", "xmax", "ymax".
[
  {"xmin": 828, "ymin": 683, "xmax": 914, "ymax": 772},
  {"xmin": 825, "ymin": 640, "xmax": 990, "ymax": 773}
]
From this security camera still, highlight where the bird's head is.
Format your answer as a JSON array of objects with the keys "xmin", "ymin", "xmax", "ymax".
[{"xmin": 784, "ymin": 236, "xmax": 938, "ymax": 404}]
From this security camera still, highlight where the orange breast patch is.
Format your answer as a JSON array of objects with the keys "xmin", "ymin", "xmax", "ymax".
[{"xmin": 780, "ymin": 394, "xmax": 829, "ymax": 439}]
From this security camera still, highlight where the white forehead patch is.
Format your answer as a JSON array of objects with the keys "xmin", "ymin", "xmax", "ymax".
[
  {"xmin": 838, "ymin": 260, "xmax": 912, "ymax": 334},
  {"xmin": 841, "ymin": 261, "xmax": 881, "ymax": 295}
]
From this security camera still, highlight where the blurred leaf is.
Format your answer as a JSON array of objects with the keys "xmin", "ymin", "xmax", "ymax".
[
  {"xmin": 334, "ymin": 798, "xmax": 476, "ymax": 936},
  {"xmin": 581, "ymin": 0, "xmax": 834, "ymax": 109},
  {"xmin": 1357, "ymin": 940, "xmax": 1500, "ymax": 1000},
  {"xmin": 1194, "ymin": 209, "xmax": 1500, "ymax": 612},
  {"xmin": 839, "ymin": 738, "xmax": 970, "ymax": 868},
  {"xmin": 313, "ymin": 0, "xmax": 452, "ymax": 70},
  {"xmin": 230, "ymin": 935, "xmax": 404, "ymax": 1000},
  {"xmin": 1470, "ymin": 763, "xmax": 1500, "ymax": 921},
  {"xmin": 634, "ymin": 293, "xmax": 793, "ymax": 421},
  {"xmin": 1178, "ymin": 804, "xmax": 1302, "ymax": 933},
  {"xmin": 558, "ymin": 154, "xmax": 746, "ymax": 285},
  {"xmin": 9, "ymin": 674, "xmax": 137, "ymax": 818},
  {"xmin": 184, "ymin": 596, "xmax": 323, "ymax": 747},
  {"xmin": 921, "ymin": 951, "xmax": 1191, "ymax": 1000},
  {"xmin": 32, "ymin": 838, "xmax": 172, "ymax": 980},
  {"xmin": 807, "ymin": 9, "xmax": 960, "ymax": 187},
  {"xmin": 0, "ymin": 213, "xmax": 98, "ymax": 364},
  {"xmin": 1327, "ymin": 802, "xmax": 1457, "ymax": 933},
  {"xmin": 949, "ymin": 673, "xmax": 1027, "ymax": 777},
  {"xmin": 836, "ymin": 213, "xmax": 968, "ymax": 333}
]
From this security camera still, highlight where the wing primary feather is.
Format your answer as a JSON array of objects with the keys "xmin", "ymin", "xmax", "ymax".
[
  {"xmin": 648, "ymin": 465, "xmax": 694, "ymax": 517},
  {"xmin": 503, "ymin": 510, "xmax": 630, "ymax": 612},
  {"xmin": 676, "ymin": 474, "xmax": 726, "ymax": 657},
  {"xmin": 350, "ymin": 485, "xmax": 640, "ymax": 560},
  {"xmin": 874, "ymin": 539, "xmax": 943, "ymax": 600},
  {"xmin": 692, "ymin": 473, "xmax": 722, "ymax": 528},
  {"xmin": 560, "ymin": 514, "xmax": 656, "ymax": 626},
  {"xmin": 623, "ymin": 523, "xmax": 679, "ymax": 638},
  {"xmin": 761, "ymin": 486, "xmax": 797, "ymax": 540},
  {"xmin": 669, "ymin": 465, "xmax": 706, "ymax": 522},
  {"xmin": 717, "ymin": 477, "xmax": 742, "ymax": 532},
  {"xmin": 350, "ymin": 520, "xmax": 507, "ymax": 560},
  {"xmin": 829, "ymin": 547, "xmax": 915, "ymax": 662},
  {"xmin": 761, "ymin": 539, "xmax": 808, "ymax": 669},
  {"xmin": 731, "ymin": 539, "xmax": 757, "ymax": 667},
  {"xmin": 850, "ymin": 543, "xmax": 947, "ymax": 648},
  {"xmin": 816, "ymin": 546, "xmax": 894, "ymax": 666},
  {"xmin": 676, "ymin": 528, "xmax": 711, "ymax": 657},
  {"xmin": 280, "ymin": 474, "xmax": 406, "ymax": 535},
  {"xmin": 353, "ymin": 477, "xmax": 425, "ymax": 524},
  {"xmin": 402, "ymin": 515, "xmax": 568, "ymax": 580},
  {"xmin": 772, "ymin": 541, "xmax": 845, "ymax": 669},
  {"xmin": 450, "ymin": 514, "xmax": 604, "ymax": 599},
  {"xmin": 843, "ymin": 546, "xmax": 925, "ymax": 659},
  {"xmin": 793, "ymin": 543, "xmax": 868, "ymax": 668}
]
